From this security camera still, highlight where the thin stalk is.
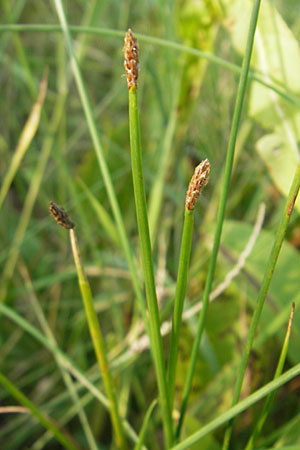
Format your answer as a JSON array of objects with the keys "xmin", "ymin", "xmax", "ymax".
[
  {"xmin": 128, "ymin": 82, "xmax": 173, "ymax": 446},
  {"xmin": 167, "ymin": 208, "xmax": 194, "ymax": 410},
  {"xmin": 222, "ymin": 161, "xmax": 300, "ymax": 450},
  {"xmin": 176, "ymin": 0, "xmax": 262, "ymax": 439},
  {"xmin": 170, "ymin": 362, "xmax": 300, "ymax": 450},
  {"xmin": 0, "ymin": 24, "xmax": 298, "ymax": 109},
  {"xmin": 69, "ymin": 228, "xmax": 128, "ymax": 450},
  {"xmin": 134, "ymin": 399, "xmax": 157, "ymax": 450},
  {"xmin": 52, "ymin": 0, "xmax": 148, "ymax": 330},
  {"xmin": 0, "ymin": 373, "xmax": 78, "ymax": 450},
  {"xmin": 244, "ymin": 302, "xmax": 295, "ymax": 450}
]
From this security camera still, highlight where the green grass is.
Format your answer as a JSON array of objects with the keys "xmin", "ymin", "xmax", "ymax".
[{"xmin": 1, "ymin": 1, "xmax": 300, "ymax": 449}]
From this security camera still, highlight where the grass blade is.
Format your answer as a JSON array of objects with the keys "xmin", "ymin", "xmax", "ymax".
[
  {"xmin": 170, "ymin": 362, "xmax": 300, "ymax": 450},
  {"xmin": 222, "ymin": 158, "xmax": 300, "ymax": 449},
  {"xmin": 134, "ymin": 399, "xmax": 157, "ymax": 450},
  {"xmin": 0, "ymin": 24, "xmax": 298, "ymax": 109},
  {"xmin": 244, "ymin": 302, "xmax": 295, "ymax": 450},
  {"xmin": 0, "ymin": 373, "xmax": 79, "ymax": 450},
  {"xmin": 0, "ymin": 70, "xmax": 47, "ymax": 209},
  {"xmin": 176, "ymin": 0, "xmax": 262, "ymax": 439}
]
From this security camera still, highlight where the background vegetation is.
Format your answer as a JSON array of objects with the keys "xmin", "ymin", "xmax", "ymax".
[{"xmin": 1, "ymin": 0, "xmax": 300, "ymax": 449}]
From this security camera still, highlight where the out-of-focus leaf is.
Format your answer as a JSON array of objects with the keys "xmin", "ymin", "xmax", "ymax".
[
  {"xmin": 223, "ymin": 0, "xmax": 300, "ymax": 205},
  {"xmin": 220, "ymin": 220, "xmax": 300, "ymax": 363},
  {"xmin": 256, "ymin": 133, "xmax": 300, "ymax": 212}
]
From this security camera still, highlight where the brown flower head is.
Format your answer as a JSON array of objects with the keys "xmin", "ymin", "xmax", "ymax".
[
  {"xmin": 186, "ymin": 159, "xmax": 210, "ymax": 211},
  {"xmin": 124, "ymin": 29, "xmax": 139, "ymax": 90},
  {"xmin": 49, "ymin": 201, "xmax": 75, "ymax": 229}
]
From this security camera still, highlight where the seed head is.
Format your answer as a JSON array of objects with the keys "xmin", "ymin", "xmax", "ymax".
[
  {"xmin": 49, "ymin": 201, "xmax": 75, "ymax": 229},
  {"xmin": 186, "ymin": 159, "xmax": 210, "ymax": 211},
  {"xmin": 124, "ymin": 29, "xmax": 139, "ymax": 90}
]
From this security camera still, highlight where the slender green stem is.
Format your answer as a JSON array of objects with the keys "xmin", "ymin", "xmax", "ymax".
[
  {"xmin": 128, "ymin": 85, "xmax": 173, "ymax": 447},
  {"xmin": 167, "ymin": 207, "xmax": 194, "ymax": 410},
  {"xmin": 176, "ymin": 0, "xmax": 262, "ymax": 439},
  {"xmin": 0, "ymin": 24, "xmax": 298, "ymax": 109},
  {"xmin": 69, "ymin": 228, "xmax": 128, "ymax": 450},
  {"xmin": 244, "ymin": 303, "xmax": 295, "ymax": 450},
  {"xmin": 134, "ymin": 399, "xmax": 157, "ymax": 450},
  {"xmin": 52, "ymin": 0, "xmax": 148, "ymax": 330},
  {"xmin": 0, "ymin": 373, "xmax": 78, "ymax": 450},
  {"xmin": 170, "ymin": 362, "xmax": 300, "ymax": 450},
  {"xmin": 222, "ymin": 161, "xmax": 300, "ymax": 450}
]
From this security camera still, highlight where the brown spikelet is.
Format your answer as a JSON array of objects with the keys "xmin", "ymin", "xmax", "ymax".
[
  {"xmin": 124, "ymin": 29, "xmax": 138, "ymax": 90},
  {"xmin": 49, "ymin": 201, "xmax": 75, "ymax": 229},
  {"xmin": 186, "ymin": 159, "xmax": 210, "ymax": 211}
]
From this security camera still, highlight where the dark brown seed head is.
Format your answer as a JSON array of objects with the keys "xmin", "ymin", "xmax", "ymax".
[
  {"xmin": 186, "ymin": 159, "xmax": 210, "ymax": 211},
  {"xmin": 49, "ymin": 201, "xmax": 75, "ymax": 229},
  {"xmin": 124, "ymin": 29, "xmax": 139, "ymax": 90}
]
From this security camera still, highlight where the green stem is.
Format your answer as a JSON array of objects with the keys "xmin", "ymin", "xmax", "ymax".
[
  {"xmin": 128, "ymin": 86, "xmax": 173, "ymax": 447},
  {"xmin": 170, "ymin": 362, "xmax": 300, "ymax": 450},
  {"xmin": 0, "ymin": 373, "xmax": 78, "ymax": 450},
  {"xmin": 176, "ymin": 0, "xmax": 262, "ymax": 439},
  {"xmin": 52, "ymin": 0, "xmax": 148, "ymax": 331},
  {"xmin": 222, "ymin": 161, "xmax": 300, "ymax": 450},
  {"xmin": 167, "ymin": 207, "xmax": 194, "ymax": 411},
  {"xmin": 244, "ymin": 303, "xmax": 295, "ymax": 450},
  {"xmin": 70, "ymin": 229, "xmax": 128, "ymax": 450}
]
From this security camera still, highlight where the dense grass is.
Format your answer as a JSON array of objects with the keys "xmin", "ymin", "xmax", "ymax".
[{"xmin": 1, "ymin": 1, "xmax": 300, "ymax": 449}]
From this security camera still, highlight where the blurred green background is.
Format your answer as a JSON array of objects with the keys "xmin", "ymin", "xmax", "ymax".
[{"xmin": 1, "ymin": 0, "xmax": 300, "ymax": 448}]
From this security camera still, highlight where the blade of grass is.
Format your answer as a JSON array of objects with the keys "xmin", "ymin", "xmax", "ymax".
[
  {"xmin": 0, "ymin": 24, "xmax": 298, "ymax": 109},
  {"xmin": 169, "ymin": 362, "xmax": 300, "ymax": 450},
  {"xmin": 0, "ymin": 92, "xmax": 66, "ymax": 303},
  {"xmin": 0, "ymin": 70, "xmax": 47, "ymax": 209},
  {"xmin": 77, "ymin": 178, "xmax": 119, "ymax": 245},
  {"xmin": 19, "ymin": 262, "xmax": 98, "ymax": 450},
  {"xmin": 69, "ymin": 227, "xmax": 128, "ymax": 450},
  {"xmin": 51, "ymin": 0, "xmax": 148, "ymax": 332},
  {"xmin": 176, "ymin": 0, "xmax": 262, "ymax": 439},
  {"xmin": 148, "ymin": 73, "xmax": 181, "ymax": 244},
  {"xmin": 222, "ymin": 158, "xmax": 300, "ymax": 449},
  {"xmin": 245, "ymin": 302, "xmax": 295, "ymax": 450},
  {"xmin": 0, "ymin": 300, "xmax": 143, "ymax": 447},
  {"xmin": 124, "ymin": 29, "xmax": 173, "ymax": 446},
  {"xmin": 134, "ymin": 399, "xmax": 157, "ymax": 450},
  {"xmin": 0, "ymin": 373, "xmax": 79, "ymax": 450}
]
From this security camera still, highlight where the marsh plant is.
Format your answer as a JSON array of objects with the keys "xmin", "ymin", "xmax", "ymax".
[{"xmin": 1, "ymin": 0, "xmax": 300, "ymax": 449}]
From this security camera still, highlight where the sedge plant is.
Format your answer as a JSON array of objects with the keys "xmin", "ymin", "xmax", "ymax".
[
  {"xmin": 124, "ymin": 29, "xmax": 173, "ymax": 447},
  {"xmin": 49, "ymin": 201, "xmax": 128, "ymax": 450},
  {"xmin": 167, "ymin": 159, "xmax": 210, "ymax": 412}
]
